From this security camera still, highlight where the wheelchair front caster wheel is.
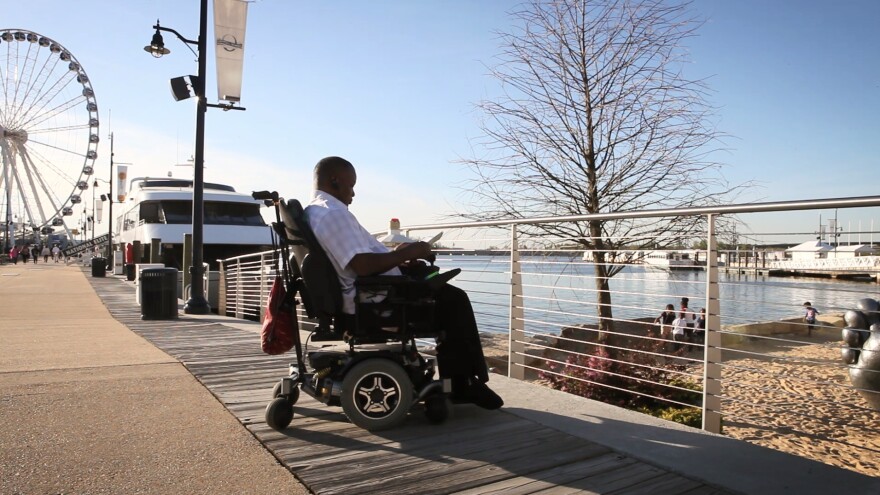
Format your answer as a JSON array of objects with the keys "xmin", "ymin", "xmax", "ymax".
[
  {"xmin": 341, "ymin": 359, "xmax": 413, "ymax": 431},
  {"xmin": 272, "ymin": 380, "xmax": 300, "ymax": 405},
  {"xmin": 425, "ymin": 396, "xmax": 451, "ymax": 424},
  {"xmin": 265, "ymin": 397, "xmax": 294, "ymax": 431}
]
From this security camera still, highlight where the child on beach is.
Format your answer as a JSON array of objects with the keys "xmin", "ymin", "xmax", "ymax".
[
  {"xmin": 670, "ymin": 314, "xmax": 688, "ymax": 351},
  {"xmin": 653, "ymin": 304, "xmax": 676, "ymax": 339},
  {"xmin": 680, "ymin": 297, "xmax": 695, "ymax": 342},
  {"xmin": 803, "ymin": 302, "xmax": 819, "ymax": 337},
  {"xmin": 694, "ymin": 308, "xmax": 706, "ymax": 345}
]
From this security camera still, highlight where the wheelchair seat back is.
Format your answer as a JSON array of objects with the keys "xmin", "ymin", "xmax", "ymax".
[{"xmin": 278, "ymin": 198, "xmax": 346, "ymax": 340}]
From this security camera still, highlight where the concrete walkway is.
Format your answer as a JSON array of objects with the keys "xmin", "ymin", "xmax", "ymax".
[{"xmin": 0, "ymin": 261, "xmax": 309, "ymax": 494}]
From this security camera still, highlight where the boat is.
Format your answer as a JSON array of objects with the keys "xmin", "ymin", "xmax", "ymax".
[
  {"xmin": 580, "ymin": 249, "xmax": 704, "ymax": 270},
  {"xmin": 640, "ymin": 250, "xmax": 703, "ymax": 271},
  {"xmin": 115, "ymin": 177, "xmax": 273, "ymax": 268}
]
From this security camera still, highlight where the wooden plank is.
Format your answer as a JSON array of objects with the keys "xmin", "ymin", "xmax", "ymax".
[
  {"xmin": 265, "ymin": 413, "xmax": 525, "ymax": 476},
  {"xmin": 611, "ymin": 472, "xmax": 702, "ymax": 495},
  {"xmin": 295, "ymin": 414, "xmax": 530, "ymax": 469},
  {"xmin": 303, "ymin": 421, "xmax": 556, "ymax": 485},
  {"xmin": 311, "ymin": 429, "xmax": 608, "ymax": 495},
  {"xmin": 528, "ymin": 461, "xmax": 666, "ymax": 495},
  {"xmin": 678, "ymin": 486, "xmax": 731, "ymax": 495},
  {"xmin": 349, "ymin": 442, "xmax": 610, "ymax": 495},
  {"xmin": 451, "ymin": 453, "xmax": 635, "ymax": 495}
]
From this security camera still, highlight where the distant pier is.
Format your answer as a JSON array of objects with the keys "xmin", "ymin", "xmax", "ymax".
[{"xmin": 723, "ymin": 265, "xmax": 880, "ymax": 283}]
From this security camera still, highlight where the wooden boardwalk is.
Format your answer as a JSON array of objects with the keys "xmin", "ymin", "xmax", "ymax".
[{"xmin": 88, "ymin": 275, "xmax": 732, "ymax": 495}]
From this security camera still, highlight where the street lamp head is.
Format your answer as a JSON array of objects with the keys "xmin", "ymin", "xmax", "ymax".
[{"xmin": 144, "ymin": 25, "xmax": 170, "ymax": 58}]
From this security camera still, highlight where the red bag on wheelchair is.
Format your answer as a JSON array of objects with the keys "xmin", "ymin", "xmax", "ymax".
[{"xmin": 261, "ymin": 276, "xmax": 295, "ymax": 355}]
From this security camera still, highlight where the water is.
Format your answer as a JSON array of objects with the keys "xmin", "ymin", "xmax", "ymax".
[{"xmin": 437, "ymin": 254, "xmax": 880, "ymax": 335}]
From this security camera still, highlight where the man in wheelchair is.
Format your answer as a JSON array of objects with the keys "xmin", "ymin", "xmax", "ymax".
[{"xmin": 304, "ymin": 156, "xmax": 503, "ymax": 410}]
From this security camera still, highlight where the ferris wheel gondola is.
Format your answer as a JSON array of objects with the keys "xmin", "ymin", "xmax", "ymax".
[{"xmin": 0, "ymin": 29, "xmax": 100, "ymax": 243}]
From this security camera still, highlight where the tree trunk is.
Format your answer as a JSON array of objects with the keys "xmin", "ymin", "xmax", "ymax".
[{"xmin": 590, "ymin": 219, "xmax": 614, "ymax": 344}]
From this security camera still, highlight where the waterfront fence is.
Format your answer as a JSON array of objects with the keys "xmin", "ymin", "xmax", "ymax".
[{"xmin": 218, "ymin": 195, "xmax": 880, "ymax": 474}]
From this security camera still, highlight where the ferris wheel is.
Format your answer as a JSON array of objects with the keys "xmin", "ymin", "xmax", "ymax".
[{"xmin": 0, "ymin": 29, "xmax": 100, "ymax": 242}]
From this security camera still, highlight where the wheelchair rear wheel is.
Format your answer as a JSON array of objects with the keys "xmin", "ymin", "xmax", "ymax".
[{"xmin": 341, "ymin": 359, "xmax": 413, "ymax": 431}]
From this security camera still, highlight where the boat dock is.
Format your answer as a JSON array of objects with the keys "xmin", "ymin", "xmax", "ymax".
[
  {"xmin": 723, "ymin": 265, "xmax": 880, "ymax": 282},
  {"xmin": 3, "ymin": 262, "xmax": 879, "ymax": 494}
]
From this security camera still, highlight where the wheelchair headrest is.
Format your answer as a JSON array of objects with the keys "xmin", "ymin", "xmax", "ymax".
[{"xmin": 278, "ymin": 199, "xmax": 306, "ymax": 242}]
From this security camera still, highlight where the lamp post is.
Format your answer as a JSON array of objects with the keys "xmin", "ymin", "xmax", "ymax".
[
  {"xmin": 107, "ymin": 132, "xmax": 118, "ymax": 261},
  {"xmin": 91, "ymin": 179, "xmax": 97, "ymax": 241},
  {"xmin": 3, "ymin": 172, "xmax": 10, "ymax": 252},
  {"xmin": 145, "ymin": 0, "xmax": 210, "ymax": 314},
  {"xmin": 91, "ymin": 177, "xmax": 109, "ymax": 241},
  {"xmin": 145, "ymin": 1, "xmax": 245, "ymax": 314}
]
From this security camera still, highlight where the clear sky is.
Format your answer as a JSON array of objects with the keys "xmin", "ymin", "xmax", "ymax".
[{"xmin": 4, "ymin": 0, "xmax": 879, "ymax": 243}]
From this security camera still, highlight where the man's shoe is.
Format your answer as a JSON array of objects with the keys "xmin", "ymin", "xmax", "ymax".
[{"xmin": 452, "ymin": 380, "xmax": 503, "ymax": 410}]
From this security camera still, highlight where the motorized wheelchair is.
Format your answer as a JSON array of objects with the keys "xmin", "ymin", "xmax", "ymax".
[{"xmin": 254, "ymin": 191, "xmax": 458, "ymax": 431}]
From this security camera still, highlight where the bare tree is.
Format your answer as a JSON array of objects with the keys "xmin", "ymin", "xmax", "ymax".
[{"xmin": 459, "ymin": 0, "xmax": 742, "ymax": 339}]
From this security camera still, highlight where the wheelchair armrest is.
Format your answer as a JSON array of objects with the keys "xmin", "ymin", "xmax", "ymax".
[
  {"xmin": 355, "ymin": 268, "xmax": 460, "ymax": 294},
  {"xmin": 354, "ymin": 275, "xmax": 414, "ymax": 287}
]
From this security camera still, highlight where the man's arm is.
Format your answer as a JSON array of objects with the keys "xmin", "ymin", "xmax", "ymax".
[{"xmin": 348, "ymin": 241, "xmax": 432, "ymax": 277}]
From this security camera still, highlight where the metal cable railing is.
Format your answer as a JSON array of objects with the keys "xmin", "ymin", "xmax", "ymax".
[{"xmin": 217, "ymin": 195, "xmax": 880, "ymax": 475}]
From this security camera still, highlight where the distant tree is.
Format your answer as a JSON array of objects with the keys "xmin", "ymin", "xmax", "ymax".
[{"xmin": 459, "ymin": 0, "xmax": 745, "ymax": 340}]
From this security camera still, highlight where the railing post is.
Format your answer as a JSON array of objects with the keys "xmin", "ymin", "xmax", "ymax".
[
  {"xmin": 703, "ymin": 214, "xmax": 723, "ymax": 433},
  {"xmin": 234, "ymin": 257, "xmax": 243, "ymax": 319},
  {"xmin": 508, "ymin": 225, "xmax": 525, "ymax": 380},
  {"xmin": 218, "ymin": 260, "xmax": 227, "ymax": 316}
]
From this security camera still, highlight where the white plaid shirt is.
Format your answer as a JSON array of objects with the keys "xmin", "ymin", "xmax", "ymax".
[{"xmin": 305, "ymin": 191, "xmax": 400, "ymax": 314}]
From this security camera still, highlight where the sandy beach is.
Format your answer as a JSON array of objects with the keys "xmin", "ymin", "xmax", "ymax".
[
  {"xmin": 718, "ymin": 336, "xmax": 880, "ymax": 477},
  {"xmin": 479, "ymin": 323, "xmax": 880, "ymax": 478}
]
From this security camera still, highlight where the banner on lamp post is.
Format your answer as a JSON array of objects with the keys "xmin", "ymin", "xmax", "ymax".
[
  {"xmin": 214, "ymin": 0, "xmax": 249, "ymax": 103},
  {"xmin": 116, "ymin": 165, "xmax": 128, "ymax": 203},
  {"xmin": 95, "ymin": 200, "xmax": 104, "ymax": 223}
]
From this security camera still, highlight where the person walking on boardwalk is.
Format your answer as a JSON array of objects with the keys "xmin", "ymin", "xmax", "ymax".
[
  {"xmin": 21, "ymin": 244, "xmax": 30, "ymax": 264},
  {"xmin": 41, "ymin": 245, "xmax": 51, "ymax": 263},
  {"xmin": 31, "ymin": 245, "xmax": 40, "ymax": 263},
  {"xmin": 9, "ymin": 245, "xmax": 19, "ymax": 264},
  {"xmin": 52, "ymin": 245, "xmax": 62, "ymax": 263},
  {"xmin": 803, "ymin": 302, "xmax": 819, "ymax": 337}
]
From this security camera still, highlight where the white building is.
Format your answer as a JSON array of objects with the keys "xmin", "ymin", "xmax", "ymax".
[
  {"xmin": 785, "ymin": 240, "xmax": 833, "ymax": 261},
  {"xmin": 826, "ymin": 244, "xmax": 880, "ymax": 258}
]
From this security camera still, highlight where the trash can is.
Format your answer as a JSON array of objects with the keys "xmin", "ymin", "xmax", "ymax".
[
  {"xmin": 125, "ymin": 263, "xmax": 136, "ymax": 281},
  {"xmin": 135, "ymin": 263, "xmax": 166, "ymax": 305},
  {"xmin": 91, "ymin": 257, "xmax": 106, "ymax": 277},
  {"xmin": 141, "ymin": 267, "xmax": 178, "ymax": 320}
]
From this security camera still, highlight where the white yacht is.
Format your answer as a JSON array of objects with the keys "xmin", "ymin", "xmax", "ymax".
[
  {"xmin": 641, "ymin": 250, "xmax": 703, "ymax": 270},
  {"xmin": 115, "ymin": 177, "xmax": 272, "ymax": 268}
]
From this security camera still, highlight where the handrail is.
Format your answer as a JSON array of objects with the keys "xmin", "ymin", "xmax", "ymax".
[{"xmin": 399, "ymin": 195, "xmax": 880, "ymax": 231}]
